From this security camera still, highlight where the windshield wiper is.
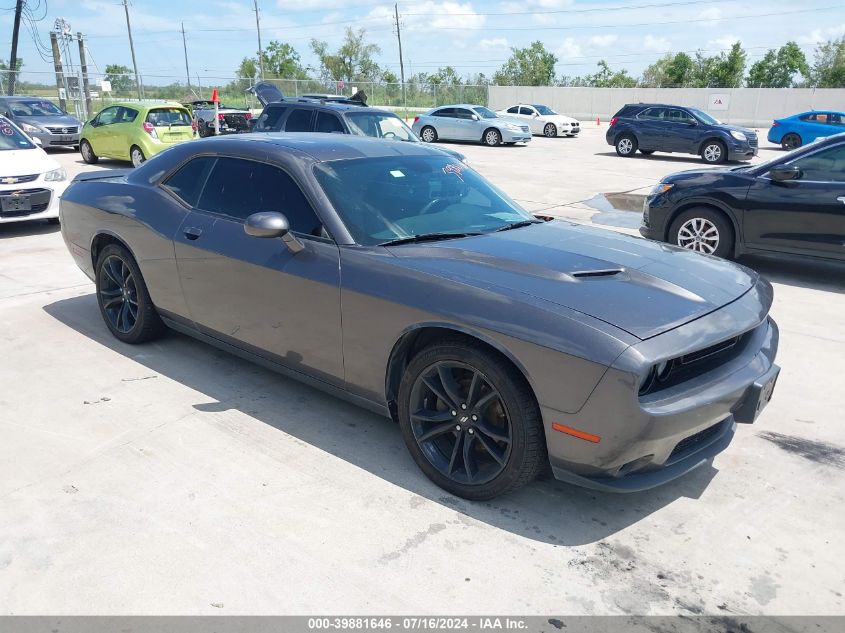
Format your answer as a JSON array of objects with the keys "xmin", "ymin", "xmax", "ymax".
[
  {"xmin": 380, "ymin": 231, "xmax": 483, "ymax": 246},
  {"xmin": 495, "ymin": 220, "xmax": 541, "ymax": 232}
]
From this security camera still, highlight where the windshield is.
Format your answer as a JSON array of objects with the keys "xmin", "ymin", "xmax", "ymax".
[
  {"xmin": 345, "ymin": 111, "xmax": 416, "ymax": 142},
  {"xmin": 313, "ymin": 155, "xmax": 532, "ymax": 246},
  {"xmin": 689, "ymin": 108, "xmax": 722, "ymax": 125},
  {"xmin": 533, "ymin": 105, "xmax": 557, "ymax": 115},
  {"xmin": 0, "ymin": 117, "xmax": 36, "ymax": 150},
  {"xmin": 473, "ymin": 106, "xmax": 498, "ymax": 119},
  {"xmin": 8, "ymin": 99, "xmax": 64, "ymax": 117},
  {"xmin": 147, "ymin": 108, "xmax": 192, "ymax": 126}
]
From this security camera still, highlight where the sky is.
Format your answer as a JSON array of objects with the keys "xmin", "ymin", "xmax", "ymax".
[{"xmin": 2, "ymin": 0, "xmax": 844, "ymax": 85}]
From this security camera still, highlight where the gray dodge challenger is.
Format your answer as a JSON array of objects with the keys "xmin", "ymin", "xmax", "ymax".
[{"xmin": 59, "ymin": 134, "xmax": 780, "ymax": 500}]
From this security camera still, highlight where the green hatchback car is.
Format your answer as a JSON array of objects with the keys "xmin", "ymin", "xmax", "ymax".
[{"xmin": 80, "ymin": 101, "xmax": 197, "ymax": 167}]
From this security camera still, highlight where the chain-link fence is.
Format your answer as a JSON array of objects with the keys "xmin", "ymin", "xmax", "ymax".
[{"xmin": 0, "ymin": 70, "xmax": 490, "ymax": 119}]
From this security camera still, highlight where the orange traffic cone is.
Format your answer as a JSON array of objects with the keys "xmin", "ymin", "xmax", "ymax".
[
  {"xmin": 211, "ymin": 88, "xmax": 219, "ymax": 103},
  {"xmin": 596, "ymin": 116, "xmax": 601, "ymax": 126}
]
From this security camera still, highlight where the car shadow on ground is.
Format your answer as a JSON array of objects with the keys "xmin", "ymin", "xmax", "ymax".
[
  {"xmin": 0, "ymin": 219, "xmax": 59, "ymax": 239},
  {"xmin": 45, "ymin": 293, "xmax": 718, "ymax": 548},
  {"xmin": 593, "ymin": 151, "xmax": 752, "ymax": 166},
  {"xmin": 740, "ymin": 254, "xmax": 845, "ymax": 295}
]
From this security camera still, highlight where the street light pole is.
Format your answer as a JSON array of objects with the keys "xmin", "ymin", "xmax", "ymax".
[{"xmin": 123, "ymin": 0, "xmax": 142, "ymax": 100}]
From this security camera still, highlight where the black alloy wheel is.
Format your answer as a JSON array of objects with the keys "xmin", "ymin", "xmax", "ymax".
[
  {"xmin": 782, "ymin": 133, "xmax": 801, "ymax": 151},
  {"xmin": 398, "ymin": 341, "xmax": 545, "ymax": 500},
  {"xmin": 95, "ymin": 244, "xmax": 166, "ymax": 344}
]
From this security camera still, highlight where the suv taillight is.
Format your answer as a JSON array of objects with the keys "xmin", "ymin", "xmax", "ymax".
[
  {"xmin": 609, "ymin": 117, "xmax": 618, "ymax": 127},
  {"xmin": 191, "ymin": 119, "xmax": 198, "ymax": 133},
  {"xmin": 218, "ymin": 113, "xmax": 226, "ymax": 120},
  {"xmin": 245, "ymin": 112, "xmax": 253, "ymax": 120},
  {"xmin": 413, "ymin": 116, "xmax": 420, "ymax": 124},
  {"xmin": 142, "ymin": 121, "xmax": 157, "ymax": 138}
]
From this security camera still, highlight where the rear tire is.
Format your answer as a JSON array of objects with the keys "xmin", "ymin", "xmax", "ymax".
[
  {"xmin": 781, "ymin": 133, "xmax": 801, "ymax": 151},
  {"xmin": 669, "ymin": 207, "xmax": 734, "ymax": 259},
  {"xmin": 95, "ymin": 244, "xmax": 166, "ymax": 344},
  {"xmin": 130, "ymin": 145, "xmax": 146, "ymax": 168},
  {"xmin": 615, "ymin": 134, "xmax": 637, "ymax": 157},
  {"xmin": 483, "ymin": 128, "xmax": 502, "ymax": 146},
  {"xmin": 420, "ymin": 126, "xmax": 437, "ymax": 143},
  {"xmin": 80, "ymin": 139, "xmax": 98, "ymax": 164},
  {"xmin": 398, "ymin": 340, "xmax": 546, "ymax": 500}
]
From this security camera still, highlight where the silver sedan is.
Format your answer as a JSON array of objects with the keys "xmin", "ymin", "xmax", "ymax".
[{"xmin": 411, "ymin": 104, "xmax": 532, "ymax": 146}]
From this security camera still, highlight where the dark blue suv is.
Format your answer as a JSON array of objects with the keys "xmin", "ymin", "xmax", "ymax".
[{"xmin": 606, "ymin": 103, "xmax": 758, "ymax": 164}]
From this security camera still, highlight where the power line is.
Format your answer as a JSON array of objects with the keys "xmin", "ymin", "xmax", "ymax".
[{"xmin": 403, "ymin": 0, "xmax": 743, "ymax": 16}]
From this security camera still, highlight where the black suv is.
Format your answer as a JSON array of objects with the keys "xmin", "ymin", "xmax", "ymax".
[
  {"xmin": 606, "ymin": 103, "xmax": 758, "ymax": 164},
  {"xmin": 248, "ymin": 82, "xmax": 466, "ymax": 162},
  {"xmin": 641, "ymin": 132, "xmax": 845, "ymax": 260}
]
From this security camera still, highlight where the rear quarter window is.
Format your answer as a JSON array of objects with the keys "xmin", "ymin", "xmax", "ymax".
[{"xmin": 613, "ymin": 105, "xmax": 643, "ymax": 118}]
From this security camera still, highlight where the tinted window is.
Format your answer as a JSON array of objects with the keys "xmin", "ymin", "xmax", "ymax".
[
  {"xmin": 613, "ymin": 104, "xmax": 643, "ymax": 118},
  {"xmin": 256, "ymin": 105, "xmax": 287, "ymax": 131},
  {"xmin": 96, "ymin": 106, "xmax": 120, "ymax": 126},
  {"xmin": 162, "ymin": 156, "xmax": 216, "ymax": 206},
  {"xmin": 284, "ymin": 108, "xmax": 313, "ymax": 132},
  {"xmin": 432, "ymin": 108, "xmax": 455, "ymax": 118},
  {"xmin": 117, "ymin": 107, "xmax": 138, "ymax": 123},
  {"xmin": 790, "ymin": 144, "xmax": 845, "ymax": 182},
  {"xmin": 147, "ymin": 108, "xmax": 192, "ymax": 126},
  {"xmin": 315, "ymin": 111, "xmax": 345, "ymax": 133},
  {"xmin": 197, "ymin": 157, "xmax": 322, "ymax": 235},
  {"xmin": 454, "ymin": 108, "xmax": 475, "ymax": 120},
  {"xmin": 0, "ymin": 116, "xmax": 36, "ymax": 150},
  {"xmin": 829, "ymin": 113, "xmax": 844, "ymax": 126},
  {"xmin": 640, "ymin": 107, "xmax": 668, "ymax": 120},
  {"xmin": 346, "ymin": 111, "xmax": 415, "ymax": 141},
  {"xmin": 667, "ymin": 109, "xmax": 693, "ymax": 123},
  {"xmin": 519, "ymin": 106, "xmax": 534, "ymax": 115},
  {"xmin": 7, "ymin": 99, "xmax": 64, "ymax": 116},
  {"xmin": 506, "ymin": 106, "xmax": 519, "ymax": 114}
]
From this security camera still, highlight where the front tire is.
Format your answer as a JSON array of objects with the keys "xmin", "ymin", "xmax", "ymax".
[
  {"xmin": 420, "ymin": 126, "xmax": 437, "ymax": 143},
  {"xmin": 130, "ymin": 145, "xmax": 146, "ymax": 168},
  {"xmin": 615, "ymin": 134, "xmax": 637, "ymax": 157},
  {"xmin": 95, "ymin": 244, "xmax": 166, "ymax": 344},
  {"xmin": 483, "ymin": 128, "xmax": 502, "ymax": 146},
  {"xmin": 80, "ymin": 139, "xmax": 98, "ymax": 164},
  {"xmin": 782, "ymin": 133, "xmax": 801, "ymax": 151},
  {"xmin": 701, "ymin": 140, "xmax": 727, "ymax": 164},
  {"xmin": 397, "ymin": 340, "xmax": 545, "ymax": 500},
  {"xmin": 543, "ymin": 123, "xmax": 557, "ymax": 137},
  {"xmin": 669, "ymin": 207, "xmax": 734, "ymax": 259}
]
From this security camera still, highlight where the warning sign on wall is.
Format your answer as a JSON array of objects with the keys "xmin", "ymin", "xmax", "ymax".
[{"xmin": 708, "ymin": 93, "xmax": 730, "ymax": 111}]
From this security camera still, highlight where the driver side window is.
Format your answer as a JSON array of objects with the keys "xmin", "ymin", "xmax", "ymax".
[
  {"xmin": 96, "ymin": 107, "xmax": 120, "ymax": 126},
  {"xmin": 790, "ymin": 144, "xmax": 845, "ymax": 183}
]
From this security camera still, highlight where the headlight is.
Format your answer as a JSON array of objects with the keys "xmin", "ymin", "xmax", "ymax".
[
  {"xmin": 44, "ymin": 168, "xmax": 67, "ymax": 182},
  {"xmin": 20, "ymin": 123, "xmax": 41, "ymax": 134},
  {"xmin": 730, "ymin": 130, "xmax": 747, "ymax": 141},
  {"xmin": 650, "ymin": 182, "xmax": 674, "ymax": 195}
]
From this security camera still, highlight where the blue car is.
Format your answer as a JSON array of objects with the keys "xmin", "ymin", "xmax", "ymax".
[
  {"xmin": 606, "ymin": 103, "xmax": 757, "ymax": 164},
  {"xmin": 768, "ymin": 111, "xmax": 845, "ymax": 150}
]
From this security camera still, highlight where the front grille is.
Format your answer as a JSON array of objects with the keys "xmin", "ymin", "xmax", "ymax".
[
  {"xmin": 669, "ymin": 421, "xmax": 726, "ymax": 461},
  {"xmin": 45, "ymin": 126, "xmax": 79, "ymax": 134},
  {"xmin": 0, "ymin": 174, "xmax": 39, "ymax": 184},
  {"xmin": 748, "ymin": 135, "xmax": 758, "ymax": 147},
  {"xmin": 0, "ymin": 187, "xmax": 51, "ymax": 216}
]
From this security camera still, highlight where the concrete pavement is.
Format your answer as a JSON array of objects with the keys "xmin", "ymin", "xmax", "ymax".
[{"xmin": 0, "ymin": 128, "xmax": 843, "ymax": 616}]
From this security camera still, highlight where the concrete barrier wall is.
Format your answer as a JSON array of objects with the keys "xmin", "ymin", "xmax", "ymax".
[{"xmin": 488, "ymin": 87, "xmax": 845, "ymax": 127}]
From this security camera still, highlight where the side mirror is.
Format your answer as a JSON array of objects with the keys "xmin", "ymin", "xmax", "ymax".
[
  {"xmin": 244, "ymin": 211, "xmax": 303, "ymax": 253},
  {"xmin": 769, "ymin": 165, "xmax": 801, "ymax": 182},
  {"xmin": 532, "ymin": 112, "xmax": 539, "ymax": 118},
  {"xmin": 32, "ymin": 137, "xmax": 43, "ymax": 147},
  {"xmin": 471, "ymin": 114, "xmax": 479, "ymax": 121},
  {"xmin": 687, "ymin": 119, "xmax": 698, "ymax": 126}
]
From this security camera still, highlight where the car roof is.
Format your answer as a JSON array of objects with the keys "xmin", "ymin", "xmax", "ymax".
[
  {"xmin": 272, "ymin": 100, "xmax": 392, "ymax": 114},
  {"xmin": 431, "ymin": 104, "xmax": 485, "ymax": 110},
  {"xmin": 196, "ymin": 132, "xmax": 453, "ymax": 162},
  {"xmin": 106, "ymin": 101, "xmax": 188, "ymax": 109},
  {"xmin": 3, "ymin": 95, "xmax": 60, "ymax": 101}
]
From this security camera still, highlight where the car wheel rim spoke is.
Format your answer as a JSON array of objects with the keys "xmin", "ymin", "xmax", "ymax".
[
  {"xmin": 410, "ymin": 360, "xmax": 512, "ymax": 485},
  {"xmin": 678, "ymin": 219, "xmax": 719, "ymax": 253}
]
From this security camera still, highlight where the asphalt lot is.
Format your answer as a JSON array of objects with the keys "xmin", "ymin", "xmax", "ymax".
[{"xmin": 1, "ymin": 126, "xmax": 843, "ymax": 616}]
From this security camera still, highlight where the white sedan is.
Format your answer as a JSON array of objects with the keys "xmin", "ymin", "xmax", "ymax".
[
  {"xmin": 0, "ymin": 115, "xmax": 68, "ymax": 225},
  {"xmin": 497, "ymin": 104, "xmax": 581, "ymax": 138}
]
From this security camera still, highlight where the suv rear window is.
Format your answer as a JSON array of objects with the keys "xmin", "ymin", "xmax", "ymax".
[
  {"xmin": 147, "ymin": 108, "xmax": 192, "ymax": 126},
  {"xmin": 613, "ymin": 104, "xmax": 645, "ymax": 118}
]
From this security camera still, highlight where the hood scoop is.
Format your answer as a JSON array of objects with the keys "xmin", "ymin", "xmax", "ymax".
[{"xmin": 572, "ymin": 268, "xmax": 625, "ymax": 279}]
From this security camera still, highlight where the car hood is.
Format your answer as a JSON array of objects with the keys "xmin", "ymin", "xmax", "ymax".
[
  {"xmin": 386, "ymin": 222, "xmax": 758, "ymax": 340},
  {"xmin": 0, "ymin": 147, "xmax": 58, "ymax": 177},
  {"xmin": 248, "ymin": 81, "xmax": 284, "ymax": 106},
  {"xmin": 543, "ymin": 114, "xmax": 578, "ymax": 124},
  {"xmin": 721, "ymin": 124, "xmax": 756, "ymax": 136},
  {"xmin": 16, "ymin": 114, "xmax": 82, "ymax": 129}
]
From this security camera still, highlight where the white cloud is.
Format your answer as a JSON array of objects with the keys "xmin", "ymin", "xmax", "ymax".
[
  {"xmin": 697, "ymin": 8, "xmax": 722, "ymax": 27},
  {"xmin": 479, "ymin": 37, "xmax": 509, "ymax": 51},
  {"xmin": 709, "ymin": 35, "xmax": 742, "ymax": 50},
  {"xmin": 368, "ymin": 2, "xmax": 485, "ymax": 34},
  {"xmin": 643, "ymin": 35, "xmax": 671, "ymax": 52},
  {"xmin": 800, "ymin": 24, "xmax": 845, "ymax": 45},
  {"xmin": 556, "ymin": 37, "xmax": 582, "ymax": 59},
  {"xmin": 589, "ymin": 34, "xmax": 618, "ymax": 47}
]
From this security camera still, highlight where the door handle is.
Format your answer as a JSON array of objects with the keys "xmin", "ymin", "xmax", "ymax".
[
  {"xmin": 183, "ymin": 227, "xmax": 203, "ymax": 240},
  {"xmin": 837, "ymin": 197, "xmax": 845, "ymax": 205}
]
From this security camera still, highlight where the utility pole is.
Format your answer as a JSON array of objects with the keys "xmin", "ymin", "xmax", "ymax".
[
  {"xmin": 77, "ymin": 32, "xmax": 92, "ymax": 118},
  {"xmin": 181, "ymin": 22, "xmax": 192, "ymax": 94},
  {"xmin": 49, "ymin": 32, "xmax": 67, "ymax": 110},
  {"xmin": 253, "ymin": 0, "xmax": 265, "ymax": 81},
  {"xmin": 7, "ymin": 0, "xmax": 24, "ymax": 96},
  {"xmin": 123, "ymin": 0, "xmax": 142, "ymax": 100},
  {"xmin": 394, "ymin": 3, "xmax": 406, "ymax": 108}
]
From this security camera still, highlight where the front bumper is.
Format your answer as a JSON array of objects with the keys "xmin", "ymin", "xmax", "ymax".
[
  {"xmin": 32, "ymin": 130, "xmax": 81, "ymax": 148},
  {"xmin": 542, "ymin": 284, "xmax": 779, "ymax": 492},
  {"xmin": 501, "ymin": 129, "xmax": 532, "ymax": 143},
  {"xmin": 0, "ymin": 180, "xmax": 67, "ymax": 223},
  {"xmin": 727, "ymin": 139, "xmax": 758, "ymax": 161}
]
